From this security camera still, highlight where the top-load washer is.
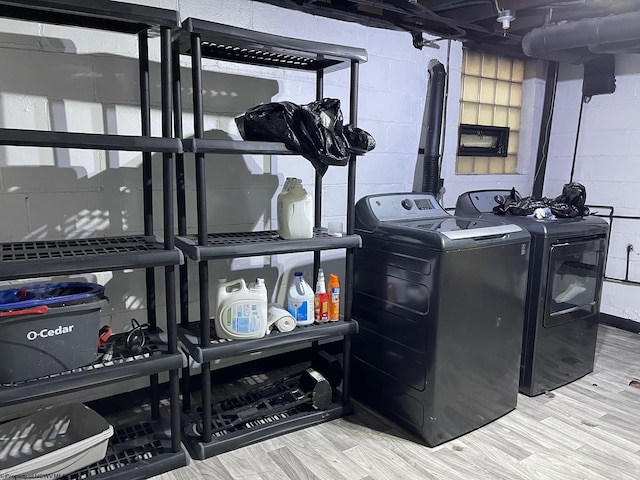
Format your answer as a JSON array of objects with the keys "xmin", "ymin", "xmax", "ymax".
[
  {"xmin": 455, "ymin": 190, "xmax": 609, "ymax": 396},
  {"xmin": 351, "ymin": 193, "xmax": 530, "ymax": 447}
]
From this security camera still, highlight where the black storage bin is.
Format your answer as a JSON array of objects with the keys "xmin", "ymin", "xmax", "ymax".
[{"xmin": 0, "ymin": 283, "xmax": 107, "ymax": 383}]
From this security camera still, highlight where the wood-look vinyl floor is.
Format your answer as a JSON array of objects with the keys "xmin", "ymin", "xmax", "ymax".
[{"xmin": 151, "ymin": 325, "xmax": 640, "ymax": 480}]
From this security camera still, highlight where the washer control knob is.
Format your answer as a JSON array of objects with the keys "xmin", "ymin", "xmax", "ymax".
[{"xmin": 401, "ymin": 199, "xmax": 413, "ymax": 210}]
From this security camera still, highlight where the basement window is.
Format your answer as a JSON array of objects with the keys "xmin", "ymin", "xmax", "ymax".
[
  {"xmin": 457, "ymin": 49, "xmax": 524, "ymax": 174},
  {"xmin": 458, "ymin": 124, "xmax": 510, "ymax": 157}
]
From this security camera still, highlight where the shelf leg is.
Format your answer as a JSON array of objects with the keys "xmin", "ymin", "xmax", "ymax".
[
  {"xmin": 342, "ymin": 335, "xmax": 352, "ymax": 405},
  {"xmin": 181, "ymin": 366, "xmax": 192, "ymax": 413},
  {"xmin": 201, "ymin": 362, "xmax": 212, "ymax": 443},
  {"xmin": 150, "ymin": 374, "xmax": 160, "ymax": 420},
  {"xmin": 170, "ymin": 369, "xmax": 181, "ymax": 453}
]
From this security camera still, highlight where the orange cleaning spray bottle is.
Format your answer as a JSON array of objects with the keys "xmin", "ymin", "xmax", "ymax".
[
  {"xmin": 314, "ymin": 268, "xmax": 329, "ymax": 322},
  {"xmin": 328, "ymin": 274, "xmax": 340, "ymax": 321}
]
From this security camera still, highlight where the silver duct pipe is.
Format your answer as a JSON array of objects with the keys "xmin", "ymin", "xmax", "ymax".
[{"xmin": 522, "ymin": 9, "xmax": 640, "ymax": 63}]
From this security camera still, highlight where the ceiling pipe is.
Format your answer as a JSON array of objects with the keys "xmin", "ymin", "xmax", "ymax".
[
  {"xmin": 522, "ymin": 9, "xmax": 640, "ymax": 63},
  {"xmin": 590, "ymin": 40, "xmax": 640, "ymax": 55}
]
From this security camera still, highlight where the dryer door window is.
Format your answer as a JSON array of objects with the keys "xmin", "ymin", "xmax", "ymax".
[{"xmin": 544, "ymin": 237, "xmax": 607, "ymax": 328}]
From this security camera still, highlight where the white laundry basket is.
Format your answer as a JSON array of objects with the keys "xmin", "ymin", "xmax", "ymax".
[{"xmin": 0, "ymin": 403, "xmax": 113, "ymax": 477}]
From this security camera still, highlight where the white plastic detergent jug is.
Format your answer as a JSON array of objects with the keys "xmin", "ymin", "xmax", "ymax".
[
  {"xmin": 215, "ymin": 278, "xmax": 268, "ymax": 340},
  {"xmin": 287, "ymin": 271, "xmax": 314, "ymax": 326},
  {"xmin": 277, "ymin": 178, "xmax": 313, "ymax": 240}
]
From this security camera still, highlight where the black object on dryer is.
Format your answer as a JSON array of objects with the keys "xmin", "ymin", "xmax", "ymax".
[
  {"xmin": 455, "ymin": 189, "xmax": 609, "ymax": 396},
  {"xmin": 352, "ymin": 193, "xmax": 530, "ymax": 447}
]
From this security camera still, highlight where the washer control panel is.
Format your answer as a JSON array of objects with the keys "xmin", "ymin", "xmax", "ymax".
[{"xmin": 362, "ymin": 193, "xmax": 448, "ymax": 222}]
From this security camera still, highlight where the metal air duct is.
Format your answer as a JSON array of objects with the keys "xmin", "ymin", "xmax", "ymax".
[{"xmin": 522, "ymin": 10, "xmax": 640, "ymax": 64}]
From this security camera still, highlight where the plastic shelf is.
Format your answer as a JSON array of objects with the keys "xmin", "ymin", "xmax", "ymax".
[
  {"xmin": 182, "ymin": 397, "xmax": 353, "ymax": 460},
  {"xmin": 182, "ymin": 138, "xmax": 293, "ymax": 154},
  {"xmin": 0, "ymin": 0, "xmax": 179, "ymax": 33},
  {"xmin": 179, "ymin": 320, "xmax": 358, "ymax": 364},
  {"xmin": 61, "ymin": 422, "xmax": 188, "ymax": 480},
  {"xmin": 177, "ymin": 18, "xmax": 367, "ymax": 71},
  {"xmin": 0, "ymin": 128, "xmax": 183, "ymax": 153},
  {"xmin": 0, "ymin": 344, "xmax": 185, "ymax": 407},
  {"xmin": 0, "ymin": 235, "xmax": 183, "ymax": 281},
  {"xmin": 175, "ymin": 231, "xmax": 361, "ymax": 261}
]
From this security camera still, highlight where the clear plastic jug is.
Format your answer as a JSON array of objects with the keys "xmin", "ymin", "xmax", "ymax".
[{"xmin": 277, "ymin": 178, "xmax": 313, "ymax": 240}]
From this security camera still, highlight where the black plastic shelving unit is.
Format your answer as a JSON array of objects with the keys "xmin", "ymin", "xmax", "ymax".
[
  {"xmin": 182, "ymin": 391, "xmax": 348, "ymax": 460},
  {"xmin": 0, "ymin": 348, "xmax": 183, "ymax": 406},
  {"xmin": 175, "ymin": 230, "xmax": 361, "ymax": 261},
  {"xmin": 61, "ymin": 421, "xmax": 185, "ymax": 480},
  {"xmin": 0, "ymin": 1, "xmax": 188, "ymax": 477},
  {"xmin": 0, "ymin": 128, "xmax": 183, "ymax": 152},
  {"xmin": 179, "ymin": 319, "xmax": 358, "ymax": 364},
  {"xmin": 0, "ymin": 236, "xmax": 183, "ymax": 280},
  {"xmin": 172, "ymin": 17, "xmax": 367, "ymax": 458}
]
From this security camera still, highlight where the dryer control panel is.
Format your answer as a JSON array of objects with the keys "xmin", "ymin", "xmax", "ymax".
[
  {"xmin": 455, "ymin": 189, "xmax": 521, "ymax": 216},
  {"xmin": 360, "ymin": 193, "xmax": 448, "ymax": 222}
]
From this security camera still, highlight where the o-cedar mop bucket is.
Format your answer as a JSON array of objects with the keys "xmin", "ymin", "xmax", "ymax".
[{"xmin": 0, "ymin": 282, "xmax": 108, "ymax": 383}]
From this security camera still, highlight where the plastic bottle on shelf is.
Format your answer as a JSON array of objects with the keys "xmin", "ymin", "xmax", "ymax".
[
  {"xmin": 277, "ymin": 177, "xmax": 313, "ymax": 240},
  {"xmin": 314, "ymin": 268, "xmax": 329, "ymax": 323},
  {"xmin": 287, "ymin": 271, "xmax": 314, "ymax": 326},
  {"xmin": 214, "ymin": 278, "xmax": 268, "ymax": 340},
  {"xmin": 328, "ymin": 274, "xmax": 340, "ymax": 321}
]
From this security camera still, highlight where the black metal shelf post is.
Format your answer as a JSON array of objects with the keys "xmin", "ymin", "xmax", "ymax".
[
  {"xmin": 172, "ymin": 18, "xmax": 367, "ymax": 458},
  {"xmin": 0, "ymin": 1, "xmax": 188, "ymax": 478}
]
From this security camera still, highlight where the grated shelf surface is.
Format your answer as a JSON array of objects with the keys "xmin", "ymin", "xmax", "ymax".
[
  {"xmin": 204, "ymin": 230, "xmax": 333, "ymax": 246},
  {"xmin": 61, "ymin": 423, "xmax": 165, "ymax": 480},
  {"xmin": 1, "ymin": 236, "xmax": 164, "ymax": 262},
  {"xmin": 198, "ymin": 40, "xmax": 341, "ymax": 70}
]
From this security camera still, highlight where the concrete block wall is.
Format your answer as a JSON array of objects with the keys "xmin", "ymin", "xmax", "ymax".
[{"xmin": 544, "ymin": 55, "xmax": 640, "ymax": 321}]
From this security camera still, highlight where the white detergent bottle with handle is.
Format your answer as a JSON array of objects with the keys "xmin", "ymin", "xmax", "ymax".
[
  {"xmin": 277, "ymin": 178, "xmax": 313, "ymax": 240},
  {"xmin": 287, "ymin": 271, "xmax": 314, "ymax": 326},
  {"xmin": 215, "ymin": 278, "xmax": 268, "ymax": 340}
]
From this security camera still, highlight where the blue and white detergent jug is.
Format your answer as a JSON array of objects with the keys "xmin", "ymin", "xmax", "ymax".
[
  {"xmin": 287, "ymin": 271, "xmax": 314, "ymax": 326},
  {"xmin": 215, "ymin": 278, "xmax": 268, "ymax": 340}
]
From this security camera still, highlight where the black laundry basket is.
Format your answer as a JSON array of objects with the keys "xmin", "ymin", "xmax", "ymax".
[{"xmin": 0, "ymin": 282, "xmax": 107, "ymax": 383}]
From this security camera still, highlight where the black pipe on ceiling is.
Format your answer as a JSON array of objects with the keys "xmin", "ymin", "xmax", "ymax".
[
  {"xmin": 522, "ymin": 9, "xmax": 640, "ymax": 64},
  {"xmin": 421, "ymin": 60, "xmax": 446, "ymax": 195},
  {"xmin": 532, "ymin": 61, "xmax": 559, "ymax": 198}
]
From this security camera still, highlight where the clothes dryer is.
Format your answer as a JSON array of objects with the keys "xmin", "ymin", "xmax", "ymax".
[{"xmin": 455, "ymin": 190, "xmax": 609, "ymax": 396}]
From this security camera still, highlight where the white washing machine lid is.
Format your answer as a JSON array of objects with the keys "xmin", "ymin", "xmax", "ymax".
[{"xmin": 441, "ymin": 223, "xmax": 522, "ymax": 240}]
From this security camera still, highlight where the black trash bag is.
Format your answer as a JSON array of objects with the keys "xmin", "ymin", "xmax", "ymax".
[
  {"xmin": 235, "ymin": 101, "xmax": 307, "ymax": 154},
  {"xmin": 343, "ymin": 124, "xmax": 376, "ymax": 154},
  {"xmin": 493, "ymin": 183, "xmax": 589, "ymax": 218},
  {"xmin": 553, "ymin": 182, "xmax": 589, "ymax": 217},
  {"xmin": 236, "ymin": 98, "xmax": 375, "ymax": 176},
  {"xmin": 495, "ymin": 195, "xmax": 551, "ymax": 216},
  {"xmin": 298, "ymin": 98, "xmax": 350, "ymax": 171},
  {"xmin": 493, "ymin": 188, "xmax": 525, "ymax": 215}
]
